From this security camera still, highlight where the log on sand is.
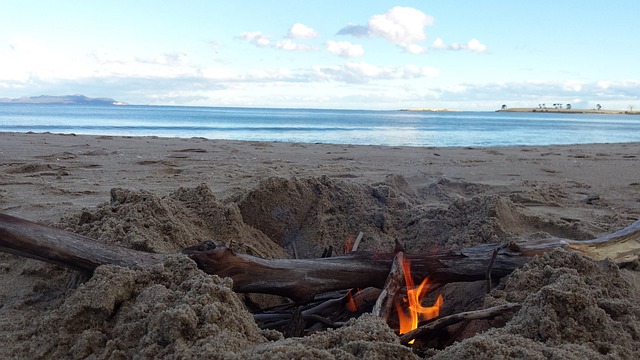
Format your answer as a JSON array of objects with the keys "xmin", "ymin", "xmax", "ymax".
[
  {"xmin": 0, "ymin": 213, "xmax": 164, "ymax": 272},
  {"xmin": 1, "ymin": 213, "xmax": 640, "ymax": 301}
]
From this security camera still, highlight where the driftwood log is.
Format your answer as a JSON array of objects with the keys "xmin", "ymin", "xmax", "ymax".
[{"xmin": 1, "ymin": 213, "xmax": 640, "ymax": 302}]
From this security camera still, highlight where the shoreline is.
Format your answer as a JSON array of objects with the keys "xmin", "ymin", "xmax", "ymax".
[
  {"xmin": 1, "ymin": 131, "xmax": 638, "ymax": 223},
  {"xmin": 3, "ymin": 129, "xmax": 639, "ymax": 149},
  {"xmin": 497, "ymin": 107, "xmax": 640, "ymax": 115}
]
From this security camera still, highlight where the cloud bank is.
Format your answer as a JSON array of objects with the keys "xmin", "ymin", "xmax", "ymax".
[
  {"xmin": 338, "ymin": 7, "xmax": 486, "ymax": 54},
  {"xmin": 338, "ymin": 6, "xmax": 432, "ymax": 53},
  {"xmin": 314, "ymin": 62, "xmax": 440, "ymax": 83},
  {"xmin": 238, "ymin": 23, "xmax": 320, "ymax": 52}
]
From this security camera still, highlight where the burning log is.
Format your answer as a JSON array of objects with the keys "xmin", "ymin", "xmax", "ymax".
[
  {"xmin": 399, "ymin": 302, "xmax": 522, "ymax": 345},
  {"xmin": 394, "ymin": 254, "xmax": 443, "ymax": 342},
  {"xmin": 1, "ymin": 213, "xmax": 640, "ymax": 302}
]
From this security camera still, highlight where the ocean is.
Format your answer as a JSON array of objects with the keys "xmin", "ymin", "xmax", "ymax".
[{"xmin": 1, "ymin": 104, "xmax": 640, "ymax": 147}]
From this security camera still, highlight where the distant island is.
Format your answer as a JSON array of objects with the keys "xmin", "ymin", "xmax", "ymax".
[
  {"xmin": 497, "ymin": 107, "xmax": 639, "ymax": 115},
  {"xmin": 0, "ymin": 94, "xmax": 127, "ymax": 105}
]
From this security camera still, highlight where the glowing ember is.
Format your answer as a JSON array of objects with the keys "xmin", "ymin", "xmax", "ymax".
[
  {"xmin": 395, "ymin": 255, "xmax": 444, "ymax": 343},
  {"xmin": 345, "ymin": 288, "xmax": 360, "ymax": 313}
]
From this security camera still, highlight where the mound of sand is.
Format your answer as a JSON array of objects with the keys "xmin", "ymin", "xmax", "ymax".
[
  {"xmin": 1, "ymin": 176, "xmax": 639, "ymax": 359},
  {"xmin": 1, "ymin": 256, "xmax": 269, "ymax": 359},
  {"xmin": 237, "ymin": 175, "xmax": 598, "ymax": 256},
  {"xmin": 61, "ymin": 184, "xmax": 286, "ymax": 258},
  {"xmin": 432, "ymin": 250, "xmax": 640, "ymax": 359}
]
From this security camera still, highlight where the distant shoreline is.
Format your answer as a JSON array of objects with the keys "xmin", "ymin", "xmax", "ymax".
[
  {"xmin": 398, "ymin": 108, "xmax": 460, "ymax": 112},
  {"xmin": 0, "ymin": 94, "xmax": 126, "ymax": 106},
  {"xmin": 497, "ymin": 108, "xmax": 640, "ymax": 115}
]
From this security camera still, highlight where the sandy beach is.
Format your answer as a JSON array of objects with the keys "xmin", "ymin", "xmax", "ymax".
[{"xmin": 1, "ymin": 132, "xmax": 639, "ymax": 358}]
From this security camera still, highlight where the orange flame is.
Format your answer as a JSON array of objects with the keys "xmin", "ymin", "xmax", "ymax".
[
  {"xmin": 345, "ymin": 234, "xmax": 355, "ymax": 253},
  {"xmin": 345, "ymin": 288, "xmax": 361, "ymax": 313},
  {"xmin": 395, "ymin": 255, "xmax": 444, "ymax": 343}
]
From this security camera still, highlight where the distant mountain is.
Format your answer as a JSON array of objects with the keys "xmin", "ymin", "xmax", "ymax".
[{"xmin": 0, "ymin": 94, "xmax": 127, "ymax": 105}]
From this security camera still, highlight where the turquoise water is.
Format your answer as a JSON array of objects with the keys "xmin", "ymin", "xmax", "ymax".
[{"xmin": 1, "ymin": 104, "xmax": 640, "ymax": 147}]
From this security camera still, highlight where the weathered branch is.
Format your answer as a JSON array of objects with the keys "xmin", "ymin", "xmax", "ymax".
[
  {"xmin": 372, "ymin": 251, "xmax": 405, "ymax": 320},
  {"xmin": 1, "ymin": 213, "xmax": 640, "ymax": 302},
  {"xmin": 0, "ymin": 213, "xmax": 164, "ymax": 272}
]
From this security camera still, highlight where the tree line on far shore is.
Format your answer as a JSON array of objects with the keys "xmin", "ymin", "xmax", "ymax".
[{"xmin": 500, "ymin": 103, "xmax": 603, "ymax": 110}]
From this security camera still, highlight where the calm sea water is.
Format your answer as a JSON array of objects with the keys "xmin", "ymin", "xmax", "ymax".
[{"xmin": 1, "ymin": 104, "xmax": 640, "ymax": 147}]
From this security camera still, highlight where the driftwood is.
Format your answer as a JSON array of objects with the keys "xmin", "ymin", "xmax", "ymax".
[
  {"xmin": 371, "ymin": 251, "xmax": 406, "ymax": 320},
  {"xmin": 253, "ymin": 287, "xmax": 382, "ymax": 335},
  {"xmin": 0, "ymin": 213, "xmax": 164, "ymax": 272},
  {"xmin": 2, "ymin": 213, "xmax": 640, "ymax": 302},
  {"xmin": 182, "ymin": 219, "xmax": 640, "ymax": 301}
]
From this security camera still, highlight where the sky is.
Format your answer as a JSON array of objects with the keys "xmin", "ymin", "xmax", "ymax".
[{"xmin": 1, "ymin": 1, "xmax": 639, "ymax": 110}]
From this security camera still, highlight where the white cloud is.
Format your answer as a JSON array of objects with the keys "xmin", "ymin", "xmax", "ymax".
[
  {"xmin": 562, "ymin": 80, "xmax": 583, "ymax": 92},
  {"xmin": 403, "ymin": 44, "xmax": 426, "ymax": 54},
  {"xmin": 204, "ymin": 61, "xmax": 439, "ymax": 84},
  {"xmin": 431, "ymin": 38, "xmax": 487, "ymax": 53},
  {"xmin": 238, "ymin": 27, "xmax": 317, "ymax": 52},
  {"xmin": 136, "ymin": 52, "xmax": 187, "ymax": 66},
  {"xmin": 326, "ymin": 40, "xmax": 364, "ymax": 58},
  {"xmin": 274, "ymin": 39, "xmax": 315, "ymax": 51},
  {"xmin": 238, "ymin": 31, "xmax": 271, "ymax": 47},
  {"xmin": 288, "ymin": 23, "xmax": 318, "ymax": 39},
  {"xmin": 314, "ymin": 61, "xmax": 439, "ymax": 83},
  {"xmin": 337, "ymin": 7, "xmax": 433, "ymax": 53},
  {"xmin": 200, "ymin": 66, "xmax": 236, "ymax": 80},
  {"xmin": 89, "ymin": 49, "xmax": 128, "ymax": 65},
  {"xmin": 368, "ymin": 7, "xmax": 433, "ymax": 45},
  {"xmin": 466, "ymin": 39, "xmax": 487, "ymax": 53},
  {"xmin": 432, "ymin": 38, "xmax": 447, "ymax": 50},
  {"xmin": 404, "ymin": 64, "xmax": 440, "ymax": 77},
  {"xmin": 0, "ymin": 35, "xmax": 208, "ymax": 85},
  {"xmin": 243, "ymin": 67, "xmax": 296, "ymax": 81},
  {"xmin": 442, "ymin": 84, "xmax": 469, "ymax": 93}
]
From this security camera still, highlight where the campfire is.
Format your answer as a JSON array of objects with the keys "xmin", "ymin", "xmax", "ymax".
[
  {"xmin": 395, "ymin": 254, "xmax": 443, "ymax": 343},
  {"xmin": 338, "ymin": 235, "xmax": 445, "ymax": 342},
  {"xmin": 232, "ymin": 235, "xmax": 518, "ymax": 348},
  {"xmin": 250, "ymin": 247, "xmax": 450, "ymax": 345},
  {"xmin": 1, "ymin": 213, "xmax": 639, "ymax": 352}
]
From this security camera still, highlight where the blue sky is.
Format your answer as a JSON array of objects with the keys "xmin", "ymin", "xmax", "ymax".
[{"xmin": 1, "ymin": 1, "xmax": 639, "ymax": 110}]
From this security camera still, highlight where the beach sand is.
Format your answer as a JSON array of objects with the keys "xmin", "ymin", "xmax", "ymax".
[{"xmin": 1, "ymin": 132, "xmax": 639, "ymax": 358}]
